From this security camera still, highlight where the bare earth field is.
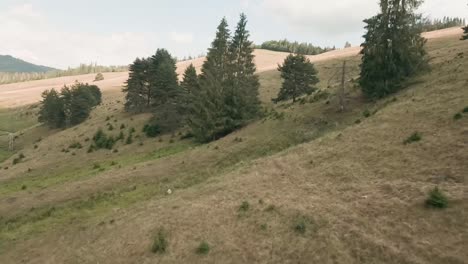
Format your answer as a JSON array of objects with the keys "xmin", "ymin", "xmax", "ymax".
[
  {"xmin": 0, "ymin": 27, "xmax": 462, "ymax": 109},
  {"xmin": 0, "ymin": 28, "xmax": 466, "ymax": 263}
]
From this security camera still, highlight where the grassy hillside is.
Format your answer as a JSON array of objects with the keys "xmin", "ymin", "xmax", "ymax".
[
  {"xmin": 0, "ymin": 34, "xmax": 467, "ymax": 263},
  {"xmin": 0, "ymin": 55, "xmax": 55, "ymax": 73}
]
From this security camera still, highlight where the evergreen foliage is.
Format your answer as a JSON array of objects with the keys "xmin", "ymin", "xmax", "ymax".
[
  {"xmin": 462, "ymin": 25, "xmax": 468, "ymax": 40},
  {"xmin": 92, "ymin": 129, "xmax": 115, "ymax": 150},
  {"xmin": 256, "ymin": 40, "xmax": 334, "ymax": 55},
  {"xmin": 123, "ymin": 58, "xmax": 151, "ymax": 112},
  {"xmin": 359, "ymin": 0, "xmax": 427, "ymax": 98},
  {"xmin": 425, "ymin": 187, "xmax": 448, "ymax": 208},
  {"xmin": 143, "ymin": 124, "xmax": 162, "ymax": 137},
  {"xmin": 188, "ymin": 14, "xmax": 260, "ymax": 142},
  {"xmin": 38, "ymin": 82, "xmax": 101, "ymax": 128},
  {"xmin": 275, "ymin": 54, "xmax": 319, "ymax": 103}
]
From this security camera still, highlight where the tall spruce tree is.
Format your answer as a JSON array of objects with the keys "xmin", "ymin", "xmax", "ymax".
[
  {"xmin": 462, "ymin": 25, "xmax": 468, "ymax": 40},
  {"xmin": 360, "ymin": 0, "xmax": 427, "ymax": 98},
  {"xmin": 123, "ymin": 58, "xmax": 150, "ymax": 112},
  {"xmin": 189, "ymin": 15, "xmax": 260, "ymax": 142},
  {"xmin": 275, "ymin": 54, "xmax": 319, "ymax": 103},
  {"xmin": 149, "ymin": 49, "xmax": 179, "ymax": 107},
  {"xmin": 180, "ymin": 64, "xmax": 199, "ymax": 93},
  {"xmin": 225, "ymin": 13, "xmax": 260, "ymax": 125},
  {"xmin": 189, "ymin": 18, "xmax": 231, "ymax": 142}
]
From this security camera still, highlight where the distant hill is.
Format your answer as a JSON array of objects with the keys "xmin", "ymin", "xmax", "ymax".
[{"xmin": 0, "ymin": 55, "xmax": 56, "ymax": 73}]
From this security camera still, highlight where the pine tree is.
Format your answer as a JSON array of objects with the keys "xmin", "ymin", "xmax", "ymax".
[
  {"xmin": 189, "ymin": 18, "xmax": 231, "ymax": 142},
  {"xmin": 38, "ymin": 89, "xmax": 65, "ymax": 128},
  {"xmin": 123, "ymin": 58, "xmax": 150, "ymax": 112},
  {"xmin": 275, "ymin": 54, "xmax": 319, "ymax": 103},
  {"xmin": 360, "ymin": 0, "xmax": 427, "ymax": 98},
  {"xmin": 180, "ymin": 64, "xmax": 199, "ymax": 93},
  {"xmin": 149, "ymin": 49, "xmax": 179, "ymax": 107},
  {"xmin": 38, "ymin": 83, "xmax": 101, "ymax": 128},
  {"xmin": 462, "ymin": 25, "xmax": 468, "ymax": 40},
  {"xmin": 225, "ymin": 13, "xmax": 260, "ymax": 124}
]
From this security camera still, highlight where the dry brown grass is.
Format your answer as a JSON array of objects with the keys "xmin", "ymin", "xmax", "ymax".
[{"xmin": 0, "ymin": 29, "xmax": 467, "ymax": 263}]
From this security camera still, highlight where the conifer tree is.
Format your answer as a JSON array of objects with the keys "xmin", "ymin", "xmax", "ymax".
[
  {"xmin": 149, "ymin": 49, "xmax": 179, "ymax": 107},
  {"xmin": 38, "ymin": 83, "xmax": 101, "ymax": 128},
  {"xmin": 180, "ymin": 64, "xmax": 199, "ymax": 93},
  {"xmin": 38, "ymin": 89, "xmax": 65, "ymax": 128},
  {"xmin": 275, "ymin": 54, "xmax": 319, "ymax": 103},
  {"xmin": 360, "ymin": 0, "xmax": 427, "ymax": 98},
  {"xmin": 225, "ymin": 13, "xmax": 260, "ymax": 124},
  {"xmin": 462, "ymin": 25, "xmax": 468, "ymax": 40},
  {"xmin": 189, "ymin": 18, "xmax": 231, "ymax": 142},
  {"xmin": 123, "ymin": 58, "xmax": 150, "ymax": 112},
  {"xmin": 200, "ymin": 18, "xmax": 231, "ymax": 83}
]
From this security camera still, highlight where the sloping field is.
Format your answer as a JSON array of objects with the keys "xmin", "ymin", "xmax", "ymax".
[
  {"xmin": 0, "ymin": 29, "xmax": 466, "ymax": 263},
  {"xmin": 0, "ymin": 27, "xmax": 462, "ymax": 108}
]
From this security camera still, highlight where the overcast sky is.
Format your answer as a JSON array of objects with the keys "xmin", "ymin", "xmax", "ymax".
[{"xmin": 0, "ymin": 0, "xmax": 467, "ymax": 69}]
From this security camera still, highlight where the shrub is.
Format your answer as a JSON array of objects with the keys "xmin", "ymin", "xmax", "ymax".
[
  {"xmin": 403, "ymin": 132, "xmax": 422, "ymax": 144},
  {"xmin": 108, "ymin": 124, "xmax": 114, "ymax": 131},
  {"xmin": 151, "ymin": 230, "xmax": 168, "ymax": 254},
  {"xmin": 117, "ymin": 131, "xmax": 124, "ymax": 141},
  {"xmin": 363, "ymin": 109, "xmax": 371, "ymax": 118},
  {"xmin": 126, "ymin": 134, "xmax": 133, "ymax": 145},
  {"xmin": 143, "ymin": 124, "xmax": 162, "ymax": 138},
  {"xmin": 93, "ymin": 129, "xmax": 115, "ymax": 150},
  {"xmin": 463, "ymin": 106, "xmax": 468, "ymax": 113},
  {"xmin": 94, "ymin": 73, "xmax": 104, "ymax": 82},
  {"xmin": 426, "ymin": 187, "xmax": 448, "ymax": 208},
  {"xmin": 69, "ymin": 142, "xmax": 82, "ymax": 149},
  {"xmin": 196, "ymin": 241, "xmax": 210, "ymax": 255},
  {"xmin": 239, "ymin": 201, "xmax": 250, "ymax": 212},
  {"xmin": 294, "ymin": 217, "xmax": 307, "ymax": 234},
  {"xmin": 453, "ymin": 113, "xmax": 462, "ymax": 120},
  {"xmin": 12, "ymin": 153, "xmax": 25, "ymax": 165},
  {"xmin": 120, "ymin": 124, "xmax": 126, "ymax": 130}
]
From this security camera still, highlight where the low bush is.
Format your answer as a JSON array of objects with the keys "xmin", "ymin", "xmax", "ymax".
[
  {"xmin": 426, "ymin": 187, "xmax": 448, "ymax": 208},
  {"xmin": 151, "ymin": 230, "xmax": 168, "ymax": 254},
  {"xmin": 453, "ymin": 113, "xmax": 462, "ymax": 120},
  {"xmin": 403, "ymin": 132, "xmax": 422, "ymax": 145},
  {"xmin": 196, "ymin": 241, "xmax": 210, "ymax": 255},
  {"xmin": 143, "ymin": 124, "xmax": 162, "ymax": 138},
  {"xmin": 239, "ymin": 201, "xmax": 250, "ymax": 212},
  {"xmin": 92, "ymin": 129, "xmax": 115, "ymax": 150},
  {"xmin": 69, "ymin": 142, "xmax": 82, "ymax": 149}
]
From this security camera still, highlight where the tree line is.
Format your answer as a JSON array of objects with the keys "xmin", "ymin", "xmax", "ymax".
[
  {"xmin": 420, "ymin": 16, "xmax": 466, "ymax": 32},
  {"xmin": 124, "ymin": 14, "xmax": 262, "ymax": 142},
  {"xmin": 0, "ymin": 63, "xmax": 127, "ymax": 85},
  {"xmin": 38, "ymin": 82, "xmax": 102, "ymax": 128},
  {"xmin": 256, "ymin": 40, "xmax": 334, "ymax": 55}
]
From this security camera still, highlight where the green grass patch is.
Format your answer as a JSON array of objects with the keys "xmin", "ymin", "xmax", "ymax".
[
  {"xmin": 0, "ymin": 148, "xmax": 13, "ymax": 163},
  {"xmin": 0, "ymin": 108, "xmax": 38, "ymax": 133}
]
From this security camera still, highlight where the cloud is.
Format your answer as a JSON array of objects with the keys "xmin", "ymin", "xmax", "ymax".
[
  {"xmin": 170, "ymin": 32, "xmax": 194, "ymax": 44},
  {"xmin": 262, "ymin": 0, "xmax": 379, "ymax": 35},
  {"xmin": 0, "ymin": 4, "xmax": 158, "ymax": 69}
]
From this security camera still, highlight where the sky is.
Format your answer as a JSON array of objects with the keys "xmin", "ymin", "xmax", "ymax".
[{"xmin": 0, "ymin": 0, "xmax": 467, "ymax": 69}]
